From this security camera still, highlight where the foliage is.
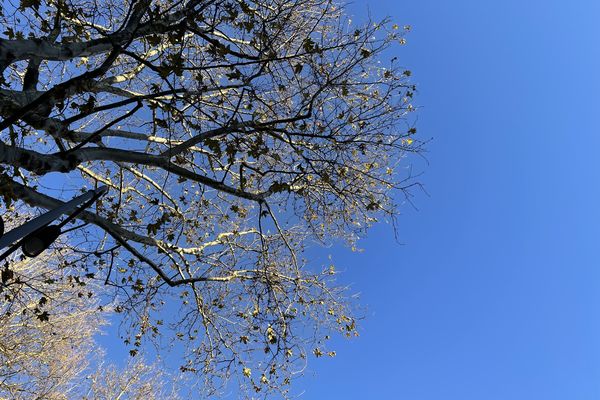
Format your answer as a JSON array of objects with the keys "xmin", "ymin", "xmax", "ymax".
[{"xmin": 0, "ymin": 0, "xmax": 420, "ymax": 396}]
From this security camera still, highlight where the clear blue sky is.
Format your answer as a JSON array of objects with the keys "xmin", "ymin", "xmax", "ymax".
[{"xmin": 299, "ymin": 0, "xmax": 600, "ymax": 399}]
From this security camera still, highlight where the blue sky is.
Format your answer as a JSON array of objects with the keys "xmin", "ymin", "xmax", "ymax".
[{"xmin": 298, "ymin": 0, "xmax": 600, "ymax": 399}]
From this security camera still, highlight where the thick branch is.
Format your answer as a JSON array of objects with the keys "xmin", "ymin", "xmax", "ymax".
[{"xmin": 0, "ymin": 0, "xmax": 203, "ymax": 65}]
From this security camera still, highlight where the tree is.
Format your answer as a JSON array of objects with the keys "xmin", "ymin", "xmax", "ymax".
[
  {"xmin": 0, "ymin": 213, "xmax": 181, "ymax": 400},
  {"xmin": 0, "ymin": 244, "xmax": 101, "ymax": 399},
  {"xmin": 0, "ymin": 0, "xmax": 419, "ymax": 396}
]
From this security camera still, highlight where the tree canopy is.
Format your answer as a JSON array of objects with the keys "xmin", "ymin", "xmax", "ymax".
[{"xmin": 0, "ymin": 0, "xmax": 420, "ymax": 396}]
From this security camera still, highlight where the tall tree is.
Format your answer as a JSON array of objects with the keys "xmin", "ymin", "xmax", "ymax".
[{"xmin": 0, "ymin": 0, "xmax": 419, "ymax": 396}]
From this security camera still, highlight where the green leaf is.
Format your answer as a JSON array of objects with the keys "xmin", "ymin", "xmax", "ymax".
[
  {"xmin": 341, "ymin": 84, "xmax": 349, "ymax": 96},
  {"xmin": 302, "ymin": 37, "xmax": 316, "ymax": 53},
  {"xmin": 266, "ymin": 326, "xmax": 277, "ymax": 344}
]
